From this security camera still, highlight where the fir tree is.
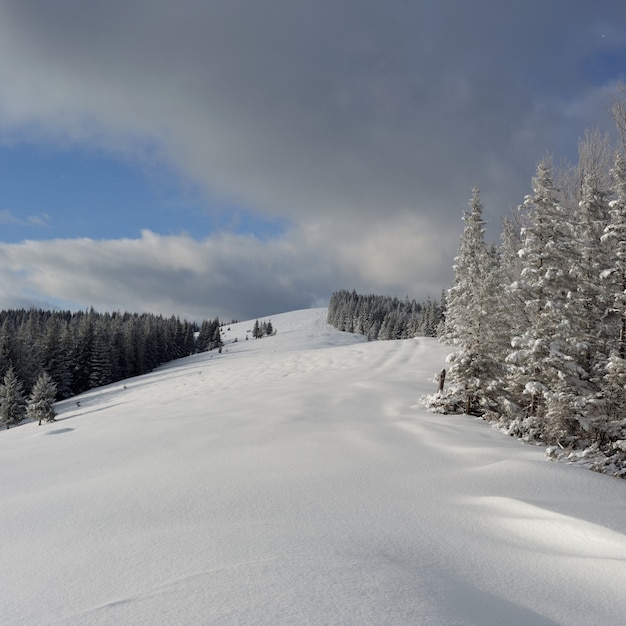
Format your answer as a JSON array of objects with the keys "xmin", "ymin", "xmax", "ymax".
[
  {"xmin": 0, "ymin": 365, "xmax": 27, "ymax": 429},
  {"xmin": 572, "ymin": 173, "xmax": 613, "ymax": 367},
  {"xmin": 434, "ymin": 189, "xmax": 506, "ymax": 415},
  {"xmin": 89, "ymin": 332, "xmax": 113, "ymax": 388},
  {"xmin": 600, "ymin": 151, "xmax": 626, "ymax": 431},
  {"xmin": 505, "ymin": 161, "xmax": 588, "ymax": 443},
  {"xmin": 602, "ymin": 152, "xmax": 626, "ymax": 360},
  {"xmin": 42, "ymin": 316, "xmax": 72, "ymax": 399},
  {"xmin": 27, "ymin": 371, "xmax": 57, "ymax": 425}
]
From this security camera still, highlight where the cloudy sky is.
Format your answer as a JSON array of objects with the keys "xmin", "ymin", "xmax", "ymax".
[{"xmin": 0, "ymin": 1, "xmax": 625, "ymax": 321}]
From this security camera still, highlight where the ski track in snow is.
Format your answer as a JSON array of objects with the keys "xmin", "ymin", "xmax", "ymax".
[{"xmin": 2, "ymin": 308, "xmax": 626, "ymax": 625}]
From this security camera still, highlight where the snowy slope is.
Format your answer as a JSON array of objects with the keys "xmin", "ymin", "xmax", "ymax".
[{"xmin": 2, "ymin": 308, "xmax": 626, "ymax": 625}]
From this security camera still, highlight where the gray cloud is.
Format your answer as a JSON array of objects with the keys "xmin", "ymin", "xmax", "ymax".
[
  {"xmin": 0, "ymin": 1, "xmax": 624, "ymax": 318},
  {"xmin": 0, "ymin": 223, "xmax": 453, "ymax": 321}
]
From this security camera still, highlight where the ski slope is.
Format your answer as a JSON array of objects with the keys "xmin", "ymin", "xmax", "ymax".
[{"xmin": 2, "ymin": 308, "xmax": 626, "ymax": 625}]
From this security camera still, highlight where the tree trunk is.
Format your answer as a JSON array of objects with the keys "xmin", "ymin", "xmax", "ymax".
[{"xmin": 437, "ymin": 368, "xmax": 446, "ymax": 393}]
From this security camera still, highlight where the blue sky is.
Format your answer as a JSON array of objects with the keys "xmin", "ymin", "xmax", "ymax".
[
  {"xmin": 0, "ymin": 143, "xmax": 288, "ymax": 243},
  {"xmin": 0, "ymin": 0, "xmax": 625, "ymax": 321}
]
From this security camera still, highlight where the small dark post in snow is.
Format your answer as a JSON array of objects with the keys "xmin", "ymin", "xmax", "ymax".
[{"xmin": 437, "ymin": 368, "xmax": 446, "ymax": 394}]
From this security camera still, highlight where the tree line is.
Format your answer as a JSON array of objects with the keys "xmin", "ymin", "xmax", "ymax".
[
  {"xmin": 427, "ymin": 98, "xmax": 626, "ymax": 476},
  {"xmin": 0, "ymin": 308, "xmax": 222, "ymax": 418},
  {"xmin": 327, "ymin": 289, "xmax": 444, "ymax": 340}
]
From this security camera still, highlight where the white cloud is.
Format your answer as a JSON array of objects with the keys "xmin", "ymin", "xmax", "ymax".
[
  {"xmin": 0, "ymin": 218, "xmax": 456, "ymax": 320},
  {"xmin": 0, "ymin": 209, "xmax": 51, "ymax": 227},
  {"xmin": 0, "ymin": 210, "xmax": 19, "ymax": 224}
]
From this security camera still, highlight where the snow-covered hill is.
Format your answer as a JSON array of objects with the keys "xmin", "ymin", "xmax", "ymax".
[{"xmin": 2, "ymin": 308, "xmax": 626, "ymax": 625}]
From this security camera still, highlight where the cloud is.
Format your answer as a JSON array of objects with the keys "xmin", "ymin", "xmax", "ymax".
[
  {"xmin": 1, "ymin": 1, "xmax": 623, "ymax": 214},
  {"xmin": 0, "ymin": 209, "xmax": 51, "ymax": 227},
  {"xmin": 0, "ymin": 1, "xmax": 624, "ymax": 317},
  {"xmin": 0, "ymin": 220, "xmax": 454, "ymax": 321}
]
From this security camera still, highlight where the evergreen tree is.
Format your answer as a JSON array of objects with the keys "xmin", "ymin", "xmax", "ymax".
[
  {"xmin": 42, "ymin": 316, "xmax": 72, "ymax": 399},
  {"xmin": 0, "ymin": 318, "xmax": 15, "ymax": 379},
  {"xmin": 0, "ymin": 365, "xmax": 27, "ymax": 429},
  {"xmin": 89, "ymin": 330, "xmax": 113, "ymax": 388},
  {"xmin": 433, "ymin": 188, "xmax": 505, "ymax": 415},
  {"xmin": 572, "ymin": 173, "xmax": 613, "ymax": 366},
  {"xmin": 418, "ymin": 297, "xmax": 438, "ymax": 337},
  {"xmin": 602, "ymin": 152, "xmax": 626, "ymax": 361},
  {"xmin": 70, "ymin": 310, "xmax": 96, "ymax": 394},
  {"xmin": 210, "ymin": 319, "xmax": 222, "ymax": 350},
  {"xmin": 603, "ymin": 353, "xmax": 626, "ymax": 443},
  {"xmin": 497, "ymin": 214, "xmax": 528, "ymax": 343},
  {"xmin": 504, "ymin": 161, "xmax": 588, "ymax": 443},
  {"xmin": 15, "ymin": 309, "xmax": 44, "ymax": 390},
  {"xmin": 560, "ymin": 172, "xmax": 614, "ymax": 439},
  {"xmin": 182, "ymin": 322, "xmax": 196, "ymax": 356},
  {"xmin": 27, "ymin": 371, "xmax": 57, "ymax": 425},
  {"xmin": 600, "ymin": 151, "xmax": 626, "ymax": 431}
]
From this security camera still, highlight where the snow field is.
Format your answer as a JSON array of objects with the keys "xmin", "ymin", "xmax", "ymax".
[{"xmin": 2, "ymin": 308, "xmax": 626, "ymax": 625}]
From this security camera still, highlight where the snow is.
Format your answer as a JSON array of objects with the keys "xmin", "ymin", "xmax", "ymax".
[{"xmin": 2, "ymin": 307, "xmax": 626, "ymax": 625}]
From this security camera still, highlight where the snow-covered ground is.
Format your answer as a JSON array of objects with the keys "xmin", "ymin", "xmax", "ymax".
[{"xmin": 2, "ymin": 308, "xmax": 626, "ymax": 625}]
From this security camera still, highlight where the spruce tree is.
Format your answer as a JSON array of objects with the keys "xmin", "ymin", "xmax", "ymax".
[
  {"xmin": 27, "ymin": 371, "xmax": 57, "ymax": 425},
  {"xmin": 602, "ymin": 152, "xmax": 626, "ymax": 361},
  {"xmin": 600, "ymin": 151, "xmax": 626, "ymax": 432},
  {"xmin": 563, "ymin": 172, "xmax": 614, "ymax": 439},
  {"xmin": 572, "ymin": 173, "xmax": 613, "ymax": 367},
  {"xmin": 42, "ymin": 317, "xmax": 72, "ymax": 399},
  {"xmin": 504, "ymin": 161, "xmax": 586, "ymax": 443},
  {"xmin": 89, "ymin": 332, "xmax": 113, "ymax": 388},
  {"xmin": 0, "ymin": 365, "xmax": 27, "ymax": 429},
  {"xmin": 433, "ymin": 189, "xmax": 505, "ymax": 415}
]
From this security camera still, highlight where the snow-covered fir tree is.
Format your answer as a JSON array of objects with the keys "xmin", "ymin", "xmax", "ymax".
[
  {"xmin": 497, "ymin": 214, "xmax": 528, "ymax": 342},
  {"xmin": 429, "ymin": 189, "xmax": 506, "ymax": 415},
  {"xmin": 599, "ymin": 151, "xmax": 626, "ymax": 442},
  {"xmin": 563, "ymin": 171, "xmax": 614, "ymax": 440},
  {"xmin": 0, "ymin": 365, "xmax": 27, "ymax": 429},
  {"xmin": 602, "ymin": 151, "xmax": 626, "ymax": 361},
  {"xmin": 26, "ymin": 371, "xmax": 58, "ymax": 426},
  {"xmin": 503, "ymin": 160, "xmax": 590, "ymax": 443}
]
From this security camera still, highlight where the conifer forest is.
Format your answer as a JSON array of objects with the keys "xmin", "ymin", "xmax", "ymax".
[
  {"xmin": 327, "ymin": 289, "xmax": 444, "ymax": 340},
  {"xmin": 0, "ymin": 308, "xmax": 222, "ymax": 428},
  {"xmin": 428, "ymin": 111, "xmax": 626, "ymax": 476}
]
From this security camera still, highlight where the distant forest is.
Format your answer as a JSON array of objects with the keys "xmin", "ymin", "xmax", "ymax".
[
  {"xmin": 0, "ymin": 308, "xmax": 223, "ymax": 400},
  {"xmin": 327, "ymin": 289, "xmax": 444, "ymax": 340}
]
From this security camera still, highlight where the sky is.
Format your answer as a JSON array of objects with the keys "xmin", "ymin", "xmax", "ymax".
[{"xmin": 0, "ymin": 1, "xmax": 625, "ymax": 321}]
